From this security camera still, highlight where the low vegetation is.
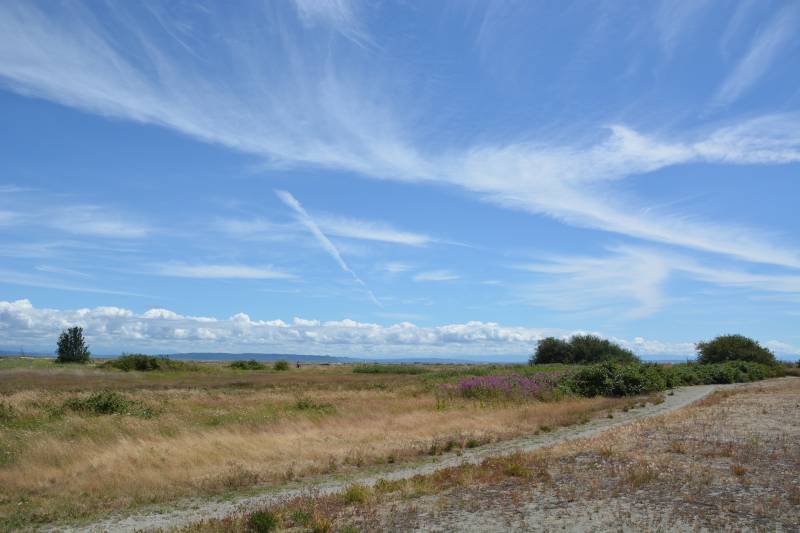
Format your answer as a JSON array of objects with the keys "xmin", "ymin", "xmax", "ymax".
[
  {"xmin": 229, "ymin": 359, "xmax": 266, "ymax": 370},
  {"xmin": 103, "ymin": 353, "xmax": 193, "ymax": 372},
  {"xmin": 353, "ymin": 363, "xmax": 429, "ymax": 374},
  {"xmin": 272, "ymin": 360, "xmax": 290, "ymax": 371}
]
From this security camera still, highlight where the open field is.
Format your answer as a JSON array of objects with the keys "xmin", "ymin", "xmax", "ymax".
[
  {"xmin": 202, "ymin": 377, "xmax": 799, "ymax": 532},
  {"xmin": 1, "ymin": 357, "xmax": 635, "ymax": 530}
]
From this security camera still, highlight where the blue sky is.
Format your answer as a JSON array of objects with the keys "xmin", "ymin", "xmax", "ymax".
[{"xmin": 1, "ymin": 1, "xmax": 799, "ymax": 359}]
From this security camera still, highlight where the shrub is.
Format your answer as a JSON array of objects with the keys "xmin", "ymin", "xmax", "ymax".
[
  {"xmin": 696, "ymin": 334, "xmax": 776, "ymax": 365},
  {"xmin": 56, "ymin": 326, "xmax": 90, "ymax": 364},
  {"xmin": 106, "ymin": 354, "xmax": 189, "ymax": 372},
  {"xmin": 531, "ymin": 335, "xmax": 639, "ymax": 365},
  {"xmin": 273, "ymin": 360, "xmax": 290, "ymax": 371},
  {"xmin": 564, "ymin": 360, "xmax": 782, "ymax": 397},
  {"xmin": 231, "ymin": 359, "xmax": 266, "ymax": 370},
  {"xmin": 353, "ymin": 364, "xmax": 428, "ymax": 374},
  {"xmin": 295, "ymin": 398, "xmax": 335, "ymax": 413},
  {"xmin": 63, "ymin": 391, "xmax": 155, "ymax": 417},
  {"xmin": 443, "ymin": 372, "xmax": 564, "ymax": 401},
  {"xmin": 247, "ymin": 510, "xmax": 279, "ymax": 532}
]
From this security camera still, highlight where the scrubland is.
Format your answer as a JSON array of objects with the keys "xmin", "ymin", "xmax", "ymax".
[{"xmin": 0, "ymin": 357, "xmax": 633, "ymax": 529}]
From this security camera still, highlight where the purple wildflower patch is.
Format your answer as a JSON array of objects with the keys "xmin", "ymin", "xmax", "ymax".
[{"xmin": 442, "ymin": 372, "xmax": 566, "ymax": 401}]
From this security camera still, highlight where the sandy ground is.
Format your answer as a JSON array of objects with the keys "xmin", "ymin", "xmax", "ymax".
[
  {"xmin": 44, "ymin": 382, "xmax": 727, "ymax": 532},
  {"xmin": 345, "ymin": 377, "xmax": 800, "ymax": 532}
]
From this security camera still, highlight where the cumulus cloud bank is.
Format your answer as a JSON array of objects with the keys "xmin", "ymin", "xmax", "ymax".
[{"xmin": 0, "ymin": 299, "xmax": 755, "ymax": 358}]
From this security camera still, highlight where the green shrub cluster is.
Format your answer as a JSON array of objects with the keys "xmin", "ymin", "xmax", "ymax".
[
  {"xmin": 696, "ymin": 334, "xmax": 776, "ymax": 365},
  {"xmin": 531, "ymin": 335, "xmax": 639, "ymax": 365},
  {"xmin": 563, "ymin": 360, "xmax": 783, "ymax": 397},
  {"xmin": 352, "ymin": 364, "xmax": 429, "ymax": 374},
  {"xmin": 230, "ymin": 359, "xmax": 266, "ymax": 370},
  {"xmin": 63, "ymin": 391, "xmax": 155, "ymax": 417},
  {"xmin": 273, "ymin": 360, "xmax": 290, "ymax": 371},
  {"xmin": 104, "ymin": 354, "xmax": 189, "ymax": 372}
]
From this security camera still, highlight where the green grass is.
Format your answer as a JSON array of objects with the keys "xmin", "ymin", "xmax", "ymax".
[{"xmin": 353, "ymin": 364, "xmax": 429, "ymax": 374}]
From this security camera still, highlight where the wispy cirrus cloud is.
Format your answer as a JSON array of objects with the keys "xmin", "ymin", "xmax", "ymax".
[
  {"xmin": 413, "ymin": 270, "xmax": 460, "ymax": 282},
  {"xmin": 154, "ymin": 263, "xmax": 294, "ymax": 280},
  {"xmin": 275, "ymin": 190, "xmax": 381, "ymax": 307},
  {"xmin": 714, "ymin": 3, "xmax": 800, "ymax": 106},
  {"xmin": 1, "ymin": 1, "xmax": 799, "ymax": 270}
]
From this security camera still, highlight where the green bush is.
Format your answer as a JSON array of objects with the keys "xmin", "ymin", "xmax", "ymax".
[
  {"xmin": 56, "ymin": 326, "xmax": 91, "ymax": 364},
  {"xmin": 105, "ymin": 354, "xmax": 189, "ymax": 372},
  {"xmin": 247, "ymin": 510, "xmax": 279, "ymax": 532},
  {"xmin": 63, "ymin": 391, "xmax": 155, "ymax": 417},
  {"xmin": 273, "ymin": 360, "xmax": 290, "ymax": 371},
  {"xmin": 353, "ymin": 364, "xmax": 429, "ymax": 374},
  {"xmin": 230, "ymin": 359, "xmax": 266, "ymax": 370},
  {"xmin": 696, "ymin": 334, "xmax": 776, "ymax": 365},
  {"xmin": 563, "ymin": 360, "xmax": 782, "ymax": 397},
  {"xmin": 531, "ymin": 335, "xmax": 639, "ymax": 365}
]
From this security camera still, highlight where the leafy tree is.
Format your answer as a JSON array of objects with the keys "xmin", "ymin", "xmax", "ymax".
[
  {"xmin": 530, "ymin": 337, "xmax": 573, "ymax": 365},
  {"xmin": 696, "ymin": 334, "xmax": 776, "ymax": 365},
  {"xmin": 56, "ymin": 326, "xmax": 91, "ymax": 364},
  {"xmin": 531, "ymin": 334, "xmax": 639, "ymax": 365}
]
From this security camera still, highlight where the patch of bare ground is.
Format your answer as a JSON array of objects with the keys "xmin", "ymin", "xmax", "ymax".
[{"xmin": 189, "ymin": 377, "xmax": 799, "ymax": 532}]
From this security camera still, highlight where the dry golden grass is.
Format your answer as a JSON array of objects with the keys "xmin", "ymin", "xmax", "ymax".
[{"xmin": 0, "ymin": 360, "xmax": 630, "ymax": 528}]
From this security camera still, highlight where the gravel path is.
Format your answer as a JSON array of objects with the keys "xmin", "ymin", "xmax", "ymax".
[{"xmin": 47, "ymin": 383, "xmax": 725, "ymax": 532}]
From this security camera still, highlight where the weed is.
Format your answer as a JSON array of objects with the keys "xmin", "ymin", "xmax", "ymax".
[
  {"xmin": 669, "ymin": 441, "xmax": 687, "ymax": 454},
  {"xmin": 342, "ymin": 484, "xmax": 369, "ymax": 505},
  {"xmin": 295, "ymin": 398, "xmax": 335, "ymax": 414},
  {"xmin": 289, "ymin": 508, "xmax": 312, "ymax": 526},
  {"xmin": 273, "ymin": 360, "xmax": 290, "ymax": 371},
  {"xmin": 247, "ymin": 510, "xmax": 279, "ymax": 532}
]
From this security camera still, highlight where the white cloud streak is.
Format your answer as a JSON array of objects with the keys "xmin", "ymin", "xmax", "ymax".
[
  {"xmin": 1, "ymin": 2, "xmax": 799, "ymax": 268},
  {"xmin": 714, "ymin": 3, "xmax": 800, "ymax": 106},
  {"xmin": 413, "ymin": 270, "xmax": 460, "ymax": 282},
  {"xmin": 154, "ymin": 263, "xmax": 294, "ymax": 280},
  {"xmin": 275, "ymin": 190, "xmax": 381, "ymax": 307}
]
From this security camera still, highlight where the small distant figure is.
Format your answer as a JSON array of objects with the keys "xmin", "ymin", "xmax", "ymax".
[{"xmin": 296, "ymin": 361, "xmax": 301, "ymax": 368}]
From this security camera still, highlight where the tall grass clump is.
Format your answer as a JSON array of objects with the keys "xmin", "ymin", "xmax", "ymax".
[{"xmin": 530, "ymin": 335, "xmax": 638, "ymax": 365}]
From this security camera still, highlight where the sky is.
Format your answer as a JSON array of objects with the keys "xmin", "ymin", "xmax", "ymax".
[{"xmin": 0, "ymin": 1, "xmax": 799, "ymax": 360}]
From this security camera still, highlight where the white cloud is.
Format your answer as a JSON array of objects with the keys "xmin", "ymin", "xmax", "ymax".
[
  {"xmin": 291, "ymin": 0, "xmax": 369, "ymax": 46},
  {"xmin": 154, "ymin": 263, "xmax": 294, "ymax": 280},
  {"xmin": 413, "ymin": 270, "xmax": 460, "ymax": 282},
  {"xmin": 275, "ymin": 190, "xmax": 381, "ymax": 307},
  {"xmin": 382, "ymin": 261, "xmax": 413, "ymax": 273},
  {"xmin": 315, "ymin": 214, "xmax": 433, "ymax": 246},
  {"xmin": 1, "ymin": 2, "xmax": 800, "ymax": 268},
  {"xmin": 0, "ymin": 299, "xmax": 711, "ymax": 357},
  {"xmin": 714, "ymin": 3, "xmax": 799, "ymax": 106},
  {"xmin": 516, "ymin": 245, "xmax": 800, "ymax": 317},
  {"xmin": 766, "ymin": 340, "xmax": 800, "ymax": 357}
]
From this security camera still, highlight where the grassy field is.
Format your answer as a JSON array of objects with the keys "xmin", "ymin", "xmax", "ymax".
[{"xmin": 0, "ymin": 356, "xmax": 637, "ymax": 529}]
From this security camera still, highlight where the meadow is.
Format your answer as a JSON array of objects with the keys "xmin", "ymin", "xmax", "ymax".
[
  {"xmin": 0, "ymin": 357, "xmax": 633, "ymax": 529},
  {"xmin": 0, "ymin": 354, "xmax": 792, "ymax": 530}
]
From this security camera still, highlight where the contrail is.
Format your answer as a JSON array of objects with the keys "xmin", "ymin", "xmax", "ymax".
[{"xmin": 275, "ymin": 190, "xmax": 382, "ymax": 308}]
